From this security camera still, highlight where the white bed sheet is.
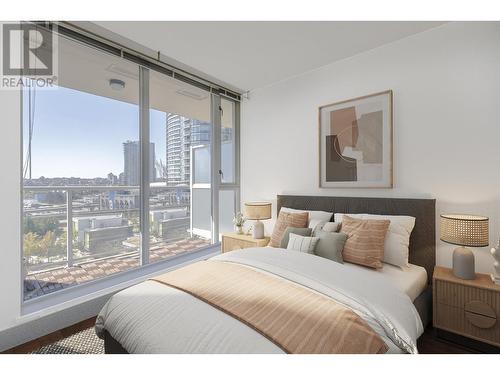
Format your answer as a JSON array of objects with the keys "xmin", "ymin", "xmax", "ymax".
[
  {"xmin": 342, "ymin": 262, "xmax": 428, "ymax": 302},
  {"xmin": 96, "ymin": 247, "xmax": 423, "ymax": 354}
]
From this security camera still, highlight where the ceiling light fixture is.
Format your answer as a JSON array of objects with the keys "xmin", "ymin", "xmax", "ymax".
[{"xmin": 109, "ymin": 78, "xmax": 125, "ymax": 91}]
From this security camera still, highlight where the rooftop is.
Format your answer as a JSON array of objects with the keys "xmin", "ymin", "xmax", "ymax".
[{"xmin": 24, "ymin": 237, "xmax": 211, "ymax": 301}]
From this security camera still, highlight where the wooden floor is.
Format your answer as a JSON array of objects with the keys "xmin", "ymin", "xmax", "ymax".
[
  {"xmin": 3, "ymin": 319, "xmax": 482, "ymax": 354},
  {"xmin": 2, "ymin": 317, "xmax": 97, "ymax": 354},
  {"xmin": 417, "ymin": 328, "xmax": 477, "ymax": 354}
]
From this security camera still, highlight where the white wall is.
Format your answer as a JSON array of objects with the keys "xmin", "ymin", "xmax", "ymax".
[
  {"xmin": 241, "ymin": 22, "xmax": 500, "ymax": 274},
  {"xmin": 0, "ymin": 88, "xmax": 22, "ymax": 332}
]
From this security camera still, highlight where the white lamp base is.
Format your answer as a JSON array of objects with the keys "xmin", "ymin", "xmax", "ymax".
[
  {"xmin": 453, "ymin": 246, "xmax": 475, "ymax": 280},
  {"xmin": 253, "ymin": 220, "xmax": 264, "ymax": 239}
]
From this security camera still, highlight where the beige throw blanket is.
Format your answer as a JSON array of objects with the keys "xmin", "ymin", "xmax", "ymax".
[{"xmin": 151, "ymin": 261, "xmax": 388, "ymax": 354}]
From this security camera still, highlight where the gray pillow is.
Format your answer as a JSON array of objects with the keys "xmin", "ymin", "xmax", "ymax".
[
  {"xmin": 313, "ymin": 230, "xmax": 348, "ymax": 263},
  {"xmin": 280, "ymin": 227, "xmax": 313, "ymax": 248}
]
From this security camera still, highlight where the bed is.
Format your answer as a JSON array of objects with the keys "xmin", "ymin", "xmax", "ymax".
[{"xmin": 95, "ymin": 195, "xmax": 436, "ymax": 354}]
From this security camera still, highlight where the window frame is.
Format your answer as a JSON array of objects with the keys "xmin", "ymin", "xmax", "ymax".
[
  {"xmin": 217, "ymin": 97, "xmax": 241, "ymax": 237},
  {"xmin": 19, "ymin": 29, "xmax": 240, "ymax": 311}
]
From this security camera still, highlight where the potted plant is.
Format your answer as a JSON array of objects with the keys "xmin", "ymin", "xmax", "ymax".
[{"xmin": 233, "ymin": 212, "xmax": 246, "ymax": 235}]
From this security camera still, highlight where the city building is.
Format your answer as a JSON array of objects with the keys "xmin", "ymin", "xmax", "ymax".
[
  {"xmin": 107, "ymin": 173, "xmax": 118, "ymax": 185},
  {"xmin": 150, "ymin": 208, "xmax": 189, "ymax": 241},
  {"xmin": 165, "ymin": 113, "xmax": 212, "ymax": 185},
  {"xmin": 72, "ymin": 215, "xmax": 132, "ymax": 251},
  {"xmin": 123, "ymin": 140, "xmax": 156, "ymax": 185},
  {"xmin": 99, "ymin": 191, "xmax": 139, "ymax": 211},
  {"xmin": 83, "ymin": 225, "xmax": 133, "ymax": 251}
]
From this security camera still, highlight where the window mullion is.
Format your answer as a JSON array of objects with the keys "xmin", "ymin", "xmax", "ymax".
[
  {"xmin": 211, "ymin": 94, "xmax": 222, "ymax": 244},
  {"xmin": 139, "ymin": 66, "xmax": 150, "ymax": 266}
]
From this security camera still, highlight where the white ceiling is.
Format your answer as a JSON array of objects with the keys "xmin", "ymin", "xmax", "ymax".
[
  {"xmin": 95, "ymin": 21, "xmax": 446, "ymax": 92},
  {"xmin": 57, "ymin": 35, "xmax": 237, "ymax": 126}
]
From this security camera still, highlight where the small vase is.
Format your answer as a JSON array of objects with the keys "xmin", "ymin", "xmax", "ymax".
[
  {"xmin": 235, "ymin": 225, "xmax": 244, "ymax": 235},
  {"xmin": 491, "ymin": 239, "xmax": 500, "ymax": 284}
]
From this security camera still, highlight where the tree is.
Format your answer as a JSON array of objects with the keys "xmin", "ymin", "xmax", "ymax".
[
  {"xmin": 39, "ymin": 231, "xmax": 56, "ymax": 262},
  {"xmin": 23, "ymin": 232, "xmax": 39, "ymax": 260},
  {"xmin": 24, "ymin": 217, "xmax": 61, "ymax": 236}
]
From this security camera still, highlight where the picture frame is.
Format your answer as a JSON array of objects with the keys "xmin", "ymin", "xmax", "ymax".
[{"xmin": 319, "ymin": 90, "xmax": 393, "ymax": 188}]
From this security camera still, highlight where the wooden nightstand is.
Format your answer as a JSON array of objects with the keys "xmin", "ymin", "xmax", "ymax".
[
  {"xmin": 433, "ymin": 266, "xmax": 500, "ymax": 348},
  {"xmin": 221, "ymin": 233, "xmax": 270, "ymax": 253}
]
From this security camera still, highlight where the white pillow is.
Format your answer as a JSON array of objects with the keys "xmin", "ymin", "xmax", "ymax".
[
  {"xmin": 334, "ymin": 213, "xmax": 415, "ymax": 268},
  {"xmin": 280, "ymin": 207, "xmax": 333, "ymax": 227},
  {"xmin": 310, "ymin": 220, "xmax": 340, "ymax": 236},
  {"xmin": 286, "ymin": 233, "xmax": 319, "ymax": 254}
]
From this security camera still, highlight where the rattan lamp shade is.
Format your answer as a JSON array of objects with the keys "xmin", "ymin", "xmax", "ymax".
[
  {"xmin": 244, "ymin": 202, "xmax": 272, "ymax": 220},
  {"xmin": 440, "ymin": 214, "xmax": 489, "ymax": 247}
]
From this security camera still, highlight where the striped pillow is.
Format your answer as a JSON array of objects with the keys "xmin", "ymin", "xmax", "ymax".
[
  {"xmin": 340, "ymin": 215, "xmax": 390, "ymax": 269},
  {"xmin": 270, "ymin": 211, "xmax": 309, "ymax": 247},
  {"xmin": 286, "ymin": 233, "xmax": 319, "ymax": 253}
]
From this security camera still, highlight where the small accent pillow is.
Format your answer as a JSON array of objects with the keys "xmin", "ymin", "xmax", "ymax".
[
  {"xmin": 310, "ymin": 220, "xmax": 340, "ymax": 236},
  {"xmin": 286, "ymin": 233, "xmax": 319, "ymax": 254},
  {"xmin": 280, "ymin": 227, "xmax": 313, "ymax": 248},
  {"xmin": 270, "ymin": 211, "xmax": 309, "ymax": 247},
  {"xmin": 335, "ymin": 213, "xmax": 415, "ymax": 268},
  {"xmin": 322, "ymin": 222, "xmax": 340, "ymax": 233},
  {"xmin": 340, "ymin": 215, "xmax": 390, "ymax": 269},
  {"xmin": 313, "ymin": 230, "xmax": 347, "ymax": 264},
  {"xmin": 309, "ymin": 219, "xmax": 327, "ymax": 235}
]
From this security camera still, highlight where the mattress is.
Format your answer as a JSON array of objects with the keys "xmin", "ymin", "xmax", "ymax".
[
  {"xmin": 96, "ymin": 247, "xmax": 424, "ymax": 354},
  {"xmin": 342, "ymin": 262, "xmax": 428, "ymax": 302}
]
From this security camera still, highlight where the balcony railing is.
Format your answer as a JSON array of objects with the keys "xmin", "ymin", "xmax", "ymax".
[
  {"xmin": 23, "ymin": 185, "xmax": 194, "ymax": 271},
  {"xmin": 24, "ymin": 185, "xmax": 138, "ymax": 268},
  {"xmin": 22, "ymin": 183, "xmax": 218, "ymax": 301}
]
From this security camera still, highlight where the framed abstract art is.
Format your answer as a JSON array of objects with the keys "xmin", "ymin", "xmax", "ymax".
[{"xmin": 319, "ymin": 90, "xmax": 393, "ymax": 188}]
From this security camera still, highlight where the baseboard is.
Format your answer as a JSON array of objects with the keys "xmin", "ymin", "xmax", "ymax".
[{"xmin": 435, "ymin": 328, "xmax": 500, "ymax": 354}]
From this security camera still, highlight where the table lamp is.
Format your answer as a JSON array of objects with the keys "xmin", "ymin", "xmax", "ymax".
[
  {"xmin": 244, "ymin": 202, "xmax": 272, "ymax": 239},
  {"xmin": 440, "ymin": 214, "xmax": 489, "ymax": 280}
]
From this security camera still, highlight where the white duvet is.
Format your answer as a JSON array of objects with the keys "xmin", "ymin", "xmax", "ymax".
[{"xmin": 95, "ymin": 247, "xmax": 423, "ymax": 354}]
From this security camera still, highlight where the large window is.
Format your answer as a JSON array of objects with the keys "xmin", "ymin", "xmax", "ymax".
[{"xmin": 22, "ymin": 29, "xmax": 239, "ymax": 302}]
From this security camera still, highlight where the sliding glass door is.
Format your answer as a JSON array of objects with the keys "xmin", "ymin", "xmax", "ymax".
[
  {"xmin": 21, "ymin": 27, "xmax": 239, "ymax": 303},
  {"xmin": 148, "ymin": 70, "xmax": 213, "ymax": 264}
]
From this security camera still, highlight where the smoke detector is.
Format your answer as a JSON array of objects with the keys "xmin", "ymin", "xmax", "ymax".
[{"xmin": 109, "ymin": 79, "xmax": 126, "ymax": 91}]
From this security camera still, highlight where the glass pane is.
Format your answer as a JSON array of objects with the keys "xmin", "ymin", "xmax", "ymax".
[
  {"xmin": 219, "ymin": 189, "xmax": 237, "ymax": 240},
  {"xmin": 148, "ymin": 71, "xmax": 212, "ymax": 264},
  {"xmin": 193, "ymin": 145, "xmax": 211, "ymax": 184},
  {"xmin": 220, "ymin": 98, "xmax": 236, "ymax": 184},
  {"xmin": 22, "ymin": 33, "xmax": 141, "ymax": 301}
]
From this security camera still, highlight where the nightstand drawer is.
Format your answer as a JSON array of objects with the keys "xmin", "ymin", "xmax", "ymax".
[
  {"xmin": 433, "ymin": 267, "xmax": 500, "ymax": 348},
  {"xmin": 435, "ymin": 303, "xmax": 500, "ymax": 346},
  {"xmin": 222, "ymin": 234, "xmax": 270, "ymax": 253},
  {"xmin": 435, "ymin": 279, "xmax": 498, "ymax": 311},
  {"xmin": 222, "ymin": 237, "xmax": 253, "ymax": 252}
]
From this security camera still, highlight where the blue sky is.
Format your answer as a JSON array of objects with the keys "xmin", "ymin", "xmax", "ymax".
[{"xmin": 23, "ymin": 86, "xmax": 167, "ymax": 179}]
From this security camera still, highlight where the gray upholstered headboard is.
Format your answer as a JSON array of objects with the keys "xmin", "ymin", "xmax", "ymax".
[{"xmin": 277, "ymin": 195, "xmax": 436, "ymax": 284}]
